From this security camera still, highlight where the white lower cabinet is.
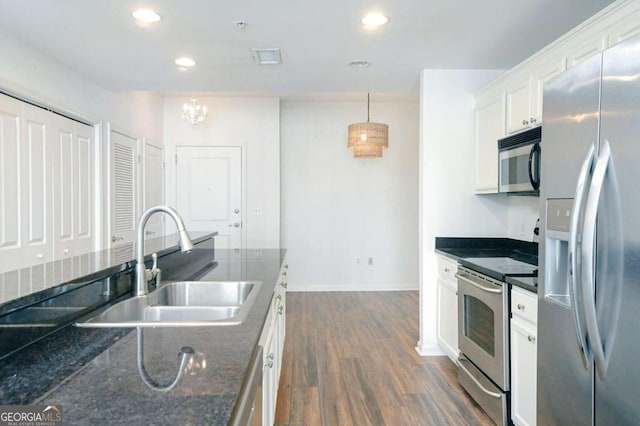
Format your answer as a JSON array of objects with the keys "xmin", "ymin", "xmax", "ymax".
[
  {"xmin": 436, "ymin": 255, "xmax": 459, "ymax": 362},
  {"xmin": 259, "ymin": 258, "xmax": 287, "ymax": 425},
  {"xmin": 510, "ymin": 287, "xmax": 538, "ymax": 426}
]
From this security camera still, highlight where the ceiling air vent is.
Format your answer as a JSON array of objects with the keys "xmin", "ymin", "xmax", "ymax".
[{"xmin": 252, "ymin": 48, "xmax": 282, "ymax": 65}]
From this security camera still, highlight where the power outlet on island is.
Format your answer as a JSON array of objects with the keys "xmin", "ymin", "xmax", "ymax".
[{"xmin": 253, "ymin": 208, "xmax": 263, "ymax": 216}]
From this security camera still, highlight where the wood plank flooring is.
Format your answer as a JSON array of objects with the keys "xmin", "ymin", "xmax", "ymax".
[{"xmin": 274, "ymin": 291, "xmax": 493, "ymax": 426}]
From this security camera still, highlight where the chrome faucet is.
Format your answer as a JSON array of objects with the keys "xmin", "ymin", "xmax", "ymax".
[{"xmin": 135, "ymin": 206, "xmax": 194, "ymax": 297}]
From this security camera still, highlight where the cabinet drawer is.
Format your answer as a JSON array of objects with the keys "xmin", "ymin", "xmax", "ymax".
[
  {"xmin": 511, "ymin": 287, "xmax": 538, "ymax": 324},
  {"xmin": 438, "ymin": 256, "xmax": 458, "ymax": 281}
]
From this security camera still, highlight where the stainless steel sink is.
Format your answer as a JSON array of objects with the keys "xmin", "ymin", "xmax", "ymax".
[{"xmin": 74, "ymin": 281, "xmax": 261, "ymax": 327}]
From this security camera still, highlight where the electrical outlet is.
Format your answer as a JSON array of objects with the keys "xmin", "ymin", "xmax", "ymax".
[
  {"xmin": 368, "ymin": 257, "xmax": 374, "ymax": 265},
  {"xmin": 356, "ymin": 258, "xmax": 361, "ymax": 265},
  {"xmin": 253, "ymin": 208, "xmax": 263, "ymax": 216}
]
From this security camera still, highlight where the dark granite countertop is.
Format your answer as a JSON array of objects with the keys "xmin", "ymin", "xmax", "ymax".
[
  {"xmin": 435, "ymin": 237, "xmax": 538, "ymax": 293},
  {"xmin": 0, "ymin": 232, "xmax": 217, "ymax": 316},
  {"xmin": 506, "ymin": 276, "xmax": 538, "ymax": 293},
  {"xmin": 0, "ymin": 248, "xmax": 286, "ymax": 426}
]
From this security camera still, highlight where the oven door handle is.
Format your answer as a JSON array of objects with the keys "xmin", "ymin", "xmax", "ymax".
[
  {"xmin": 458, "ymin": 358, "xmax": 502, "ymax": 399},
  {"xmin": 455, "ymin": 273, "xmax": 502, "ymax": 294}
]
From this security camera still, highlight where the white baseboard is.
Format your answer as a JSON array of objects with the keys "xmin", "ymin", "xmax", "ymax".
[
  {"xmin": 287, "ymin": 283, "xmax": 418, "ymax": 292},
  {"xmin": 415, "ymin": 341, "xmax": 446, "ymax": 357}
]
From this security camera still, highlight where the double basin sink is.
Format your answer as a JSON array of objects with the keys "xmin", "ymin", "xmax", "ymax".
[{"xmin": 75, "ymin": 280, "xmax": 262, "ymax": 327}]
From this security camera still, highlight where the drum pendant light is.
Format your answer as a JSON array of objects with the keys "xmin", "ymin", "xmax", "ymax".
[{"xmin": 348, "ymin": 93, "xmax": 388, "ymax": 158}]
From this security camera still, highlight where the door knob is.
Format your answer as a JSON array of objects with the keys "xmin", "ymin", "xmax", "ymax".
[
  {"xmin": 229, "ymin": 222, "xmax": 240, "ymax": 228},
  {"xmin": 234, "ymin": 208, "xmax": 240, "ymax": 214}
]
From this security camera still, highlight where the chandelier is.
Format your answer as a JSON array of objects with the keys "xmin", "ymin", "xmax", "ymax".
[
  {"xmin": 182, "ymin": 98, "xmax": 208, "ymax": 126},
  {"xmin": 348, "ymin": 93, "xmax": 388, "ymax": 158}
]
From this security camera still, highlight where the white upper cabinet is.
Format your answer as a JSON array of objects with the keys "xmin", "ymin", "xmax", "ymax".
[
  {"xmin": 567, "ymin": 32, "xmax": 609, "ymax": 68},
  {"xmin": 474, "ymin": 87, "xmax": 505, "ymax": 193},
  {"xmin": 474, "ymin": 0, "xmax": 640, "ymax": 194},
  {"xmin": 609, "ymin": 8, "xmax": 640, "ymax": 45},
  {"xmin": 506, "ymin": 73, "xmax": 532, "ymax": 134},
  {"xmin": 505, "ymin": 54, "xmax": 566, "ymax": 135},
  {"xmin": 530, "ymin": 55, "xmax": 567, "ymax": 125}
]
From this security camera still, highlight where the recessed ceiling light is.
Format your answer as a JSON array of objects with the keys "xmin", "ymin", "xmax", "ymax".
[
  {"xmin": 361, "ymin": 12, "xmax": 389, "ymax": 27},
  {"xmin": 131, "ymin": 9, "xmax": 162, "ymax": 23},
  {"xmin": 174, "ymin": 57, "xmax": 196, "ymax": 67},
  {"xmin": 349, "ymin": 61, "xmax": 371, "ymax": 68},
  {"xmin": 252, "ymin": 48, "xmax": 282, "ymax": 65}
]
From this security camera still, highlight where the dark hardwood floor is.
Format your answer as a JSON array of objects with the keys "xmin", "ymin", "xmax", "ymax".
[{"xmin": 274, "ymin": 291, "xmax": 493, "ymax": 426}]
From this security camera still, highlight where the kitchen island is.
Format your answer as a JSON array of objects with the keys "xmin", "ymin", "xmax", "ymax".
[{"xmin": 0, "ymin": 241, "xmax": 287, "ymax": 425}]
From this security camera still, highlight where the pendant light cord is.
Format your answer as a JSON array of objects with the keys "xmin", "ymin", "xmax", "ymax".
[{"xmin": 367, "ymin": 93, "xmax": 370, "ymax": 122}]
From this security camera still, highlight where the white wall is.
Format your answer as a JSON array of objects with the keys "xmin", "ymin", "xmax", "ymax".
[
  {"xmin": 417, "ymin": 69, "xmax": 511, "ymax": 355},
  {"xmin": 163, "ymin": 96, "xmax": 280, "ymax": 249},
  {"xmin": 0, "ymin": 36, "xmax": 163, "ymax": 142},
  {"xmin": 507, "ymin": 197, "xmax": 540, "ymax": 241},
  {"xmin": 280, "ymin": 97, "xmax": 419, "ymax": 291}
]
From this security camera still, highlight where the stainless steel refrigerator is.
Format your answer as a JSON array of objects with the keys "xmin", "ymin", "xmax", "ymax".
[{"xmin": 538, "ymin": 34, "xmax": 640, "ymax": 424}]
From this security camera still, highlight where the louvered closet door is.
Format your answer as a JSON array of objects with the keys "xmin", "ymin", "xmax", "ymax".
[
  {"xmin": 110, "ymin": 130, "xmax": 139, "ymax": 246},
  {"xmin": 0, "ymin": 94, "xmax": 22, "ymax": 273}
]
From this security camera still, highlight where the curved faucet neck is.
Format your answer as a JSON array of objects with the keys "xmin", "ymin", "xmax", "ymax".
[{"xmin": 134, "ymin": 206, "xmax": 192, "ymax": 297}]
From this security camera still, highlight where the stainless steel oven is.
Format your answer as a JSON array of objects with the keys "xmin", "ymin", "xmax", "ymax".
[
  {"xmin": 498, "ymin": 126, "xmax": 541, "ymax": 195},
  {"xmin": 456, "ymin": 266, "xmax": 509, "ymax": 425}
]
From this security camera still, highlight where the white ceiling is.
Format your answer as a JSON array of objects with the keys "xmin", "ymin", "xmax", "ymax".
[{"xmin": 0, "ymin": 0, "xmax": 616, "ymax": 94}]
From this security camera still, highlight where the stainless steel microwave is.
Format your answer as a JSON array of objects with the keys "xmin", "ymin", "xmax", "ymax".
[{"xmin": 498, "ymin": 126, "xmax": 541, "ymax": 195}]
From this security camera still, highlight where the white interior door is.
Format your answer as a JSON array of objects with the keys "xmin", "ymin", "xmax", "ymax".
[
  {"xmin": 21, "ymin": 104, "xmax": 53, "ymax": 268},
  {"xmin": 52, "ymin": 115, "xmax": 75, "ymax": 259},
  {"xmin": 109, "ymin": 129, "xmax": 139, "ymax": 246},
  {"xmin": 52, "ymin": 116, "xmax": 94, "ymax": 259},
  {"xmin": 175, "ymin": 146, "xmax": 242, "ymax": 251},
  {"xmin": 0, "ymin": 94, "xmax": 23, "ymax": 272},
  {"xmin": 71, "ymin": 122, "xmax": 95, "ymax": 256},
  {"xmin": 143, "ymin": 142, "xmax": 164, "ymax": 239}
]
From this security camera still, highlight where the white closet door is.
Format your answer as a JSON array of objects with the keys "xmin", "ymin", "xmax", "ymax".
[
  {"xmin": 143, "ymin": 142, "xmax": 164, "ymax": 239},
  {"xmin": 21, "ymin": 104, "xmax": 53, "ymax": 267},
  {"xmin": 52, "ymin": 115, "xmax": 75, "ymax": 258},
  {"xmin": 109, "ymin": 129, "xmax": 139, "ymax": 246},
  {"xmin": 73, "ymin": 122, "xmax": 95, "ymax": 255},
  {"xmin": 0, "ymin": 94, "xmax": 22, "ymax": 273}
]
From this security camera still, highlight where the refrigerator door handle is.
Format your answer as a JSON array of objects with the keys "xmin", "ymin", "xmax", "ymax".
[
  {"xmin": 569, "ymin": 143, "xmax": 595, "ymax": 370},
  {"xmin": 581, "ymin": 139, "xmax": 613, "ymax": 380}
]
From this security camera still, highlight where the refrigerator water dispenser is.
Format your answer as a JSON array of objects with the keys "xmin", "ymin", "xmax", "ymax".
[{"xmin": 544, "ymin": 199, "xmax": 574, "ymax": 307}]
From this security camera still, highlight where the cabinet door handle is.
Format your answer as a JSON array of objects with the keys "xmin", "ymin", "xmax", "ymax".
[
  {"xmin": 517, "ymin": 304, "xmax": 525, "ymax": 311},
  {"xmin": 444, "ymin": 267, "xmax": 450, "ymax": 273},
  {"xmin": 522, "ymin": 119, "xmax": 528, "ymax": 125},
  {"xmin": 530, "ymin": 117, "xmax": 537, "ymax": 124},
  {"xmin": 278, "ymin": 306, "xmax": 284, "ymax": 315},
  {"xmin": 112, "ymin": 236, "xmax": 124, "ymax": 243},
  {"xmin": 280, "ymin": 281, "xmax": 287, "ymax": 288},
  {"xmin": 528, "ymin": 335, "xmax": 536, "ymax": 343}
]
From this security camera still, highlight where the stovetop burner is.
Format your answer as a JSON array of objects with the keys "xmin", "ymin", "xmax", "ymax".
[{"xmin": 458, "ymin": 257, "xmax": 538, "ymax": 282}]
